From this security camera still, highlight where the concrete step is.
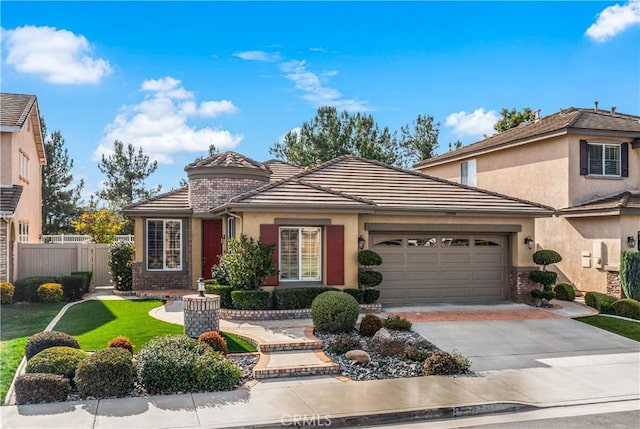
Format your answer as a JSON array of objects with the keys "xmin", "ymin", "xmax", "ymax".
[
  {"xmin": 253, "ymin": 349, "xmax": 339, "ymax": 379},
  {"xmin": 259, "ymin": 340, "xmax": 322, "ymax": 352}
]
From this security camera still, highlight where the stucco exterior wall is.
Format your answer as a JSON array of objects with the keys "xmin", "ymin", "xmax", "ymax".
[{"xmin": 1, "ymin": 134, "xmax": 13, "ymax": 184}]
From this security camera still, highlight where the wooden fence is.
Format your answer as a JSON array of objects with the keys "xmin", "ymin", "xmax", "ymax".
[{"xmin": 17, "ymin": 243, "xmax": 112, "ymax": 285}]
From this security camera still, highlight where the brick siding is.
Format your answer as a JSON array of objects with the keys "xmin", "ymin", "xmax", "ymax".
[
  {"xmin": 0, "ymin": 221, "xmax": 7, "ymax": 281},
  {"xmin": 606, "ymin": 271, "xmax": 624, "ymax": 298},
  {"xmin": 510, "ymin": 270, "xmax": 538, "ymax": 304},
  {"xmin": 189, "ymin": 177, "xmax": 268, "ymax": 213}
]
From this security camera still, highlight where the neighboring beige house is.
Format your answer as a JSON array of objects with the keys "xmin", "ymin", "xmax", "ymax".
[
  {"xmin": 0, "ymin": 93, "xmax": 47, "ymax": 282},
  {"xmin": 123, "ymin": 151, "xmax": 553, "ymax": 305},
  {"xmin": 415, "ymin": 105, "xmax": 640, "ymax": 297}
]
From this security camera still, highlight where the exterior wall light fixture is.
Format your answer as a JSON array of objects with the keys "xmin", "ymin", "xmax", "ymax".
[
  {"xmin": 524, "ymin": 236, "xmax": 534, "ymax": 250},
  {"xmin": 628, "ymin": 236, "xmax": 637, "ymax": 249},
  {"xmin": 358, "ymin": 235, "xmax": 366, "ymax": 250}
]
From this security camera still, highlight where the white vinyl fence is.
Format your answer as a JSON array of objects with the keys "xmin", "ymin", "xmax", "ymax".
[
  {"xmin": 18, "ymin": 243, "xmax": 112, "ymax": 285},
  {"xmin": 41, "ymin": 234, "xmax": 134, "ymax": 244}
]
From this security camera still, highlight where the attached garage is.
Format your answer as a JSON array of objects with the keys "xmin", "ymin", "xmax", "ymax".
[{"xmin": 370, "ymin": 232, "xmax": 509, "ymax": 304}]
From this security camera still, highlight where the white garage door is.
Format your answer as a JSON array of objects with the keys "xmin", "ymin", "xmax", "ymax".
[{"xmin": 370, "ymin": 233, "xmax": 509, "ymax": 305}]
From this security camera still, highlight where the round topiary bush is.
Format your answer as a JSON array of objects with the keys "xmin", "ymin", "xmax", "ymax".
[
  {"xmin": 532, "ymin": 250, "xmax": 562, "ymax": 266},
  {"xmin": 311, "ymin": 291, "xmax": 360, "ymax": 333},
  {"xmin": 612, "ymin": 298, "xmax": 640, "ymax": 320},
  {"xmin": 358, "ymin": 271, "xmax": 383, "ymax": 288},
  {"xmin": 75, "ymin": 347, "xmax": 133, "ymax": 399},
  {"xmin": 14, "ymin": 373, "xmax": 70, "ymax": 405},
  {"xmin": 1, "ymin": 281, "xmax": 15, "ymax": 304},
  {"xmin": 198, "ymin": 331, "xmax": 228, "ymax": 355},
  {"xmin": 25, "ymin": 346, "xmax": 89, "ymax": 381},
  {"xmin": 108, "ymin": 336, "xmax": 134, "ymax": 354},
  {"xmin": 359, "ymin": 313, "xmax": 383, "ymax": 337},
  {"xmin": 193, "ymin": 349, "xmax": 241, "ymax": 391},
  {"xmin": 423, "ymin": 351, "xmax": 460, "ymax": 376},
  {"xmin": 363, "ymin": 289, "xmax": 381, "ymax": 304},
  {"xmin": 36, "ymin": 283, "xmax": 64, "ymax": 303},
  {"xmin": 554, "ymin": 283, "xmax": 576, "ymax": 301},
  {"xmin": 358, "ymin": 250, "xmax": 382, "ymax": 267},
  {"xmin": 529, "ymin": 271, "xmax": 558, "ymax": 287},
  {"xmin": 25, "ymin": 331, "xmax": 80, "ymax": 360}
]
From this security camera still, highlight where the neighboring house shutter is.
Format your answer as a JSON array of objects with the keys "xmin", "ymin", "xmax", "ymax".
[
  {"xmin": 621, "ymin": 142, "xmax": 629, "ymax": 177},
  {"xmin": 260, "ymin": 224, "xmax": 279, "ymax": 286},
  {"xmin": 579, "ymin": 140, "xmax": 588, "ymax": 175},
  {"xmin": 325, "ymin": 225, "xmax": 344, "ymax": 285}
]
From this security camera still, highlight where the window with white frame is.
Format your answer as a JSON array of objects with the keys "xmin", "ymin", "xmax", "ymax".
[
  {"xmin": 146, "ymin": 219, "xmax": 182, "ymax": 270},
  {"xmin": 227, "ymin": 217, "xmax": 236, "ymax": 240},
  {"xmin": 588, "ymin": 143, "xmax": 620, "ymax": 176},
  {"xmin": 19, "ymin": 150, "xmax": 29, "ymax": 182},
  {"xmin": 460, "ymin": 159, "xmax": 477, "ymax": 186},
  {"xmin": 18, "ymin": 222, "xmax": 29, "ymax": 242},
  {"xmin": 279, "ymin": 227, "xmax": 321, "ymax": 281}
]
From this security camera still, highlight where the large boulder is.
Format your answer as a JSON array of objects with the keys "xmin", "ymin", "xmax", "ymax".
[{"xmin": 345, "ymin": 350, "xmax": 371, "ymax": 365}]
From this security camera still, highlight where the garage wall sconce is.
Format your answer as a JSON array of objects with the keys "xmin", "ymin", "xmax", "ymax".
[
  {"xmin": 524, "ymin": 236, "xmax": 534, "ymax": 250},
  {"xmin": 628, "ymin": 236, "xmax": 637, "ymax": 249},
  {"xmin": 358, "ymin": 235, "xmax": 366, "ymax": 250}
]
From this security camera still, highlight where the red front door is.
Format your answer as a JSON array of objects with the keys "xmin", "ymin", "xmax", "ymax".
[{"xmin": 202, "ymin": 219, "xmax": 223, "ymax": 279}]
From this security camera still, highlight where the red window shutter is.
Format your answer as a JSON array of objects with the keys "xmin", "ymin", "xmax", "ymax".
[
  {"xmin": 579, "ymin": 140, "xmax": 588, "ymax": 175},
  {"xmin": 326, "ymin": 225, "xmax": 344, "ymax": 286},
  {"xmin": 260, "ymin": 224, "xmax": 279, "ymax": 286},
  {"xmin": 621, "ymin": 142, "xmax": 629, "ymax": 177}
]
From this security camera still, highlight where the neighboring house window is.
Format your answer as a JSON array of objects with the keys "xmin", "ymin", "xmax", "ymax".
[
  {"xmin": 227, "ymin": 217, "xmax": 236, "ymax": 240},
  {"xmin": 18, "ymin": 150, "xmax": 29, "ymax": 183},
  {"xmin": 279, "ymin": 227, "xmax": 321, "ymax": 281},
  {"xmin": 580, "ymin": 140, "xmax": 629, "ymax": 177},
  {"xmin": 146, "ymin": 219, "xmax": 182, "ymax": 271},
  {"xmin": 18, "ymin": 222, "xmax": 29, "ymax": 242},
  {"xmin": 460, "ymin": 159, "xmax": 477, "ymax": 186}
]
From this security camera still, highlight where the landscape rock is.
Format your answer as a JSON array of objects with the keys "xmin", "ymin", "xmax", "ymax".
[{"xmin": 345, "ymin": 349, "xmax": 371, "ymax": 364}]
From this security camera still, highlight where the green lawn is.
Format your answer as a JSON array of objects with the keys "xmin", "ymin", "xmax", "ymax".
[
  {"xmin": 1, "ymin": 302, "xmax": 66, "ymax": 402},
  {"xmin": 576, "ymin": 315, "xmax": 640, "ymax": 342}
]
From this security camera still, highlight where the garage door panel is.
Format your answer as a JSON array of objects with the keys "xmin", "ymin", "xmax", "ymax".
[
  {"xmin": 440, "ymin": 271, "xmax": 472, "ymax": 281},
  {"xmin": 474, "ymin": 253, "xmax": 504, "ymax": 264},
  {"xmin": 439, "ymin": 254, "xmax": 472, "ymax": 264},
  {"xmin": 407, "ymin": 288, "xmax": 440, "ymax": 299},
  {"xmin": 407, "ymin": 253, "xmax": 438, "ymax": 264},
  {"xmin": 473, "ymin": 270, "xmax": 505, "ymax": 281},
  {"xmin": 441, "ymin": 288, "xmax": 473, "ymax": 298},
  {"xmin": 381, "ymin": 270, "xmax": 408, "ymax": 281},
  {"xmin": 380, "ymin": 253, "xmax": 405, "ymax": 265}
]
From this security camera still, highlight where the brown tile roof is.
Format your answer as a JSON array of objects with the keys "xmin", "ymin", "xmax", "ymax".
[
  {"xmin": 217, "ymin": 156, "xmax": 553, "ymax": 216},
  {"xmin": 185, "ymin": 151, "xmax": 269, "ymax": 172},
  {"xmin": 0, "ymin": 93, "xmax": 37, "ymax": 128},
  {"xmin": 415, "ymin": 108, "xmax": 640, "ymax": 168},
  {"xmin": 0, "ymin": 185, "xmax": 23, "ymax": 215},
  {"xmin": 263, "ymin": 159, "xmax": 303, "ymax": 182},
  {"xmin": 122, "ymin": 187, "xmax": 191, "ymax": 216},
  {"xmin": 557, "ymin": 191, "xmax": 640, "ymax": 216}
]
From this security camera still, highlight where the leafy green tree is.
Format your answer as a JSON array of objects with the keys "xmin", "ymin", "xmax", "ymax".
[
  {"xmin": 448, "ymin": 140, "xmax": 463, "ymax": 152},
  {"xmin": 40, "ymin": 119, "xmax": 84, "ymax": 234},
  {"xmin": 494, "ymin": 107, "xmax": 535, "ymax": 133},
  {"xmin": 217, "ymin": 234, "xmax": 277, "ymax": 290},
  {"xmin": 71, "ymin": 209, "xmax": 127, "ymax": 243},
  {"xmin": 398, "ymin": 114, "xmax": 440, "ymax": 168}
]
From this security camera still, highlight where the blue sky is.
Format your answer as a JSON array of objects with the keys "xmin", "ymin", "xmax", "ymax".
[{"xmin": 2, "ymin": 1, "xmax": 639, "ymax": 201}]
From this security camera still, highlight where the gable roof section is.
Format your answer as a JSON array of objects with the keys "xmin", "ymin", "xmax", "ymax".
[
  {"xmin": 557, "ymin": 191, "xmax": 640, "ymax": 217},
  {"xmin": 263, "ymin": 159, "xmax": 304, "ymax": 182},
  {"xmin": 0, "ymin": 93, "xmax": 46, "ymax": 165},
  {"xmin": 185, "ymin": 151, "xmax": 269, "ymax": 172},
  {"xmin": 0, "ymin": 185, "xmax": 23, "ymax": 215},
  {"xmin": 216, "ymin": 156, "xmax": 552, "ymax": 217},
  {"xmin": 122, "ymin": 187, "xmax": 191, "ymax": 216},
  {"xmin": 415, "ymin": 108, "xmax": 640, "ymax": 168}
]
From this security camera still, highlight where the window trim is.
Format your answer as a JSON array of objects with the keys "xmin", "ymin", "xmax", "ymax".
[
  {"xmin": 460, "ymin": 159, "xmax": 477, "ymax": 186},
  {"xmin": 146, "ymin": 219, "xmax": 183, "ymax": 271},
  {"xmin": 227, "ymin": 217, "xmax": 236, "ymax": 240},
  {"xmin": 278, "ymin": 226, "xmax": 322, "ymax": 282},
  {"xmin": 18, "ymin": 221, "xmax": 29, "ymax": 243},
  {"xmin": 587, "ymin": 142, "xmax": 621, "ymax": 177}
]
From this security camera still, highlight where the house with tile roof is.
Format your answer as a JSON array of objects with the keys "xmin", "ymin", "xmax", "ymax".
[
  {"xmin": 0, "ymin": 93, "xmax": 47, "ymax": 282},
  {"xmin": 123, "ymin": 151, "xmax": 554, "ymax": 305},
  {"xmin": 415, "ymin": 104, "xmax": 640, "ymax": 297}
]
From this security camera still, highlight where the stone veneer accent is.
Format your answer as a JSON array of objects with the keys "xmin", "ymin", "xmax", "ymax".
[
  {"xmin": 183, "ymin": 294, "xmax": 220, "ymax": 338},
  {"xmin": 188, "ymin": 177, "xmax": 268, "ymax": 213},
  {"xmin": 220, "ymin": 303, "xmax": 383, "ymax": 321},
  {"xmin": 0, "ymin": 221, "xmax": 7, "ymax": 281},
  {"xmin": 510, "ymin": 270, "xmax": 537, "ymax": 304},
  {"xmin": 606, "ymin": 271, "xmax": 624, "ymax": 298}
]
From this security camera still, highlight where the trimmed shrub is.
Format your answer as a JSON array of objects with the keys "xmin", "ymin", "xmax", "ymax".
[
  {"xmin": 13, "ymin": 276, "xmax": 59, "ymax": 302},
  {"xmin": 328, "ymin": 334, "xmax": 361, "ymax": 354},
  {"xmin": 76, "ymin": 347, "xmax": 133, "ymax": 399},
  {"xmin": 358, "ymin": 250, "xmax": 383, "ymax": 267},
  {"xmin": 424, "ymin": 351, "xmax": 460, "ymax": 376},
  {"xmin": 311, "ymin": 291, "xmax": 360, "ymax": 333},
  {"xmin": 272, "ymin": 287, "xmax": 338, "ymax": 310},
  {"xmin": 25, "ymin": 331, "xmax": 80, "ymax": 360},
  {"xmin": 218, "ymin": 234, "xmax": 277, "ymax": 290},
  {"xmin": 70, "ymin": 271, "xmax": 92, "ymax": 293},
  {"xmin": 531, "ymin": 288, "xmax": 555, "ymax": 301},
  {"xmin": 109, "ymin": 241, "xmax": 134, "ymax": 291},
  {"xmin": 1, "ymin": 281, "xmax": 14, "ymax": 304},
  {"xmin": 108, "ymin": 336, "xmax": 134, "ymax": 354},
  {"xmin": 137, "ymin": 334, "xmax": 209, "ymax": 394},
  {"xmin": 620, "ymin": 251, "xmax": 640, "ymax": 300},
  {"xmin": 529, "ymin": 271, "xmax": 558, "ymax": 287},
  {"xmin": 359, "ymin": 313, "xmax": 383, "ymax": 337},
  {"xmin": 343, "ymin": 288, "xmax": 365, "ymax": 303},
  {"xmin": 383, "ymin": 315, "xmax": 412, "ymax": 331},
  {"xmin": 231, "ymin": 290, "xmax": 271, "ymax": 310},
  {"xmin": 554, "ymin": 283, "xmax": 576, "ymax": 301},
  {"xmin": 37, "ymin": 283, "xmax": 64, "ymax": 303},
  {"xmin": 204, "ymin": 284, "xmax": 233, "ymax": 308},
  {"xmin": 358, "ymin": 271, "xmax": 383, "ymax": 288},
  {"xmin": 193, "ymin": 350, "xmax": 241, "ymax": 391},
  {"xmin": 584, "ymin": 292, "xmax": 618, "ymax": 314},
  {"xmin": 60, "ymin": 274, "xmax": 85, "ymax": 300},
  {"xmin": 26, "ymin": 346, "xmax": 89, "ymax": 381},
  {"xmin": 198, "ymin": 331, "xmax": 228, "ymax": 355},
  {"xmin": 363, "ymin": 288, "xmax": 381, "ymax": 304},
  {"xmin": 15, "ymin": 373, "xmax": 70, "ymax": 404},
  {"xmin": 532, "ymin": 249, "xmax": 563, "ymax": 266},
  {"xmin": 612, "ymin": 298, "xmax": 640, "ymax": 320},
  {"xmin": 210, "ymin": 264, "xmax": 231, "ymax": 286}
]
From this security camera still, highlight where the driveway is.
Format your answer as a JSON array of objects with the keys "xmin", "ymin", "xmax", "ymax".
[{"xmin": 386, "ymin": 303, "xmax": 640, "ymax": 372}]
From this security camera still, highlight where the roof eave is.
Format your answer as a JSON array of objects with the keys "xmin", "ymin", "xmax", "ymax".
[
  {"xmin": 557, "ymin": 208, "xmax": 640, "ymax": 217},
  {"xmin": 122, "ymin": 209, "xmax": 193, "ymax": 217},
  {"xmin": 372, "ymin": 206, "xmax": 553, "ymax": 218},
  {"xmin": 211, "ymin": 202, "xmax": 375, "ymax": 216}
]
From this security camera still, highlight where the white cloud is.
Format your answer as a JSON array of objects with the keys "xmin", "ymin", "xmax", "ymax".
[
  {"xmin": 2, "ymin": 25, "xmax": 111, "ymax": 84},
  {"xmin": 279, "ymin": 60, "xmax": 369, "ymax": 112},
  {"xmin": 445, "ymin": 108, "xmax": 499, "ymax": 137},
  {"xmin": 586, "ymin": 0, "xmax": 640, "ymax": 42},
  {"xmin": 94, "ymin": 77, "xmax": 242, "ymax": 164},
  {"xmin": 233, "ymin": 50, "xmax": 281, "ymax": 62}
]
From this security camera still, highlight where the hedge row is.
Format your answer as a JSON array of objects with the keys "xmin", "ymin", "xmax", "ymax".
[
  {"xmin": 585, "ymin": 292, "xmax": 640, "ymax": 320},
  {"xmin": 13, "ymin": 274, "xmax": 90, "ymax": 302}
]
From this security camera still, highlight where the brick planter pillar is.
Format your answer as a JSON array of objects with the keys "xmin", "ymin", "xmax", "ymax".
[{"xmin": 183, "ymin": 294, "xmax": 220, "ymax": 338}]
